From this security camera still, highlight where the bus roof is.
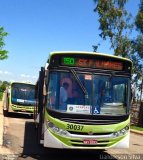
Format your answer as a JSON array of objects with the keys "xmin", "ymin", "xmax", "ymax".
[
  {"xmin": 10, "ymin": 81, "xmax": 35, "ymax": 86},
  {"xmin": 47, "ymin": 51, "xmax": 132, "ymax": 63}
]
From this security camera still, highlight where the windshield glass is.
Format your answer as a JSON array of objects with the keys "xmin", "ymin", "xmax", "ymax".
[
  {"xmin": 11, "ymin": 83, "xmax": 35, "ymax": 106},
  {"xmin": 47, "ymin": 71, "xmax": 130, "ymax": 115}
]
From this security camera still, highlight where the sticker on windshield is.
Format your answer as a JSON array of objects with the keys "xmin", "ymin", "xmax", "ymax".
[
  {"xmin": 93, "ymin": 107, "xmax": 100, "ymax": 114},
  {"xmin": 67, "ymin": 105, "xmax": 91, "ymax": 114},
  {"xmin": 85, "ymin": 75, "xmax": 92, "ymax": 80}
]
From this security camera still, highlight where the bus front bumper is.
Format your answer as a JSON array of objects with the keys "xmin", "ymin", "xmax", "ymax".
[{"xmin": 43, "ymin": 126, "xmax": 130, "ymax": 149}]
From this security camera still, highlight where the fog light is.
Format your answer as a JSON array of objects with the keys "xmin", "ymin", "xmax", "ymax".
[
  {"xmin": 113, "ymin": 124, "xmax": 129, "ymax": 137},
  {"xmin": 46, "ymin": 121, "xmax": 69, "ymax": 137}
]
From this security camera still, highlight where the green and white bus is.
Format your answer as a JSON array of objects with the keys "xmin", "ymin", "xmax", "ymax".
[
  {"xmin": 3, "ymin": 82, "xmax": 35, "ymax": 116},
  {"xmin": 34, "ymin": 51, "xmax": 132, "ymax": 149}
]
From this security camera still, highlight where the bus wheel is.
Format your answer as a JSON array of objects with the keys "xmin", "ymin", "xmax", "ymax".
[
  {"xmin": 3, "ymin": 109, "xmax": 9, "ymax": 117},
  {"xmin": 37, "ymin": 125, "xmax": 41, "ymax": 145},
  {"xmin": 36, "ymin": 124, "xmax": 44, "ymax": 147}
]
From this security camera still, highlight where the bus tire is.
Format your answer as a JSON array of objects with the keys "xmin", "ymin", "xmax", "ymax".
[
  {"xmin": 37, "ymin": 125, "xmax": 42, "ymax": 145},
  {"xmin": 3, "ymin": 109, "xmax": 9, "ymax": 117},
  {"xmin": 3, "ymin": 99, "xmax": 9, "ymax": 117}
]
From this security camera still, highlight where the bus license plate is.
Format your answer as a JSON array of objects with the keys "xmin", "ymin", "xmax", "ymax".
[{"xmin": 83, "ymin": 139, "xmax": 97, "ymax": 144}]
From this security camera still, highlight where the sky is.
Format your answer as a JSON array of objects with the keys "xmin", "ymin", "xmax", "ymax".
[{"xmin": 0, "ymin": 0, "xmax": 140, "ymax": 84}]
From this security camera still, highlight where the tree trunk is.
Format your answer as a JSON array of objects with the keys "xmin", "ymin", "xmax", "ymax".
[
  {"xmin": 140, "ymin": 79, "xmax": 143, "ymax": 104},
  {"xmin": 138, "ymin": 102, "xmax": 143, "ymax": 127}
]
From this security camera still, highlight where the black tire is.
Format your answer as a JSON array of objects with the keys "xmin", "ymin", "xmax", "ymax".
[
  {"xmin": 37, "ymin": 123, "xmax": 43, "ymax": 146},
  {"xmin": 3, "ymin": 109, "xmax": 9, "ymax": 117},
  {"xmin": 3, "ymin": 98, "xmax": 9, "ymax": 117}
]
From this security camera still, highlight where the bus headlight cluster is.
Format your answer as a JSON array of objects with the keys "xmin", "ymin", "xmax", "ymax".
[
  {"xmin": 47, "ymin": 121, "xmax": 69, "ymax": 137},
  {"xmin": 113, "ymin": 125, "xmax": 129, "ymax": 137}
]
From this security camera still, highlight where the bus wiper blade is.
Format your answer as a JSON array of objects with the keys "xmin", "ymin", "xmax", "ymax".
[{"xmin": 70, "ymin": 69, "xmax": 88, "ymax": 98}]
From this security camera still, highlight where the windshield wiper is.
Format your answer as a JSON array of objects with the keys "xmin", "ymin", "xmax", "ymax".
[{"xmin": 70, "ymin": 69, "xmax": 88, "ymax": 98}]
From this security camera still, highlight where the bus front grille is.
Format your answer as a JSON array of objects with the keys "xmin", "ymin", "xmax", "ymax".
[
  {"xmin": 68, "ymin": 131, "xmax": 112, "ymax": 135},
  {"xmin": 60, "ymin": 118, "xmax": 121, "ymax": 125}
]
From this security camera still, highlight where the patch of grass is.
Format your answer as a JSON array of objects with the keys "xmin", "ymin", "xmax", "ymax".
[
  {"xmin": 0, "ymin": 92, "xmax": 3, "ymax": 100},
  {"xmin": 131, "ymin": 125, "xmax": 143, "ymax": 131}
]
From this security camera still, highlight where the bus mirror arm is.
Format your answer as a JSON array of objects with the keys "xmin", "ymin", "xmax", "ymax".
[{"xmin": 43, "ymin": 80, "xmax": 47, "ymax": 96}]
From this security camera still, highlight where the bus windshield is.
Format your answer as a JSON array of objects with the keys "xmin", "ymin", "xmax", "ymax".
[
  {"xmin": 11, "ymin": 83, "xmax": 35, "ymax": 106},
  {"xmin": 47, "ymin": 71, "xmax": 130, "ymax": 115}
]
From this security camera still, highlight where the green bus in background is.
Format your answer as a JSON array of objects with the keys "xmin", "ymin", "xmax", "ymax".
[
  {"xmin": 34, "ymin": 51, "xmax": 132, "ymax": 149},
  {"xmin": 3, "ymin": 82, "xmax": 35, "ymax": 116}
]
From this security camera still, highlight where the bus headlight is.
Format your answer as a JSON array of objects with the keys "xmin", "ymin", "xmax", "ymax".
[
  {"xmin": 47, "ymin": 121, "xmax": 69, "ymax": 137},
  {"xmin": 113, "ymin": 125, "xmax": 129, "ymax": 137}
]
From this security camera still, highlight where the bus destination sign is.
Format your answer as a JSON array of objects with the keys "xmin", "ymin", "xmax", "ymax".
[{"xmin": 61, "ymin": 57, "xmax": 123, "ymax": 71}]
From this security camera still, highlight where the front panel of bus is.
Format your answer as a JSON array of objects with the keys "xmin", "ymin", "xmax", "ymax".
[
  {"xmin": 44, "ymin": 53, "xmax": 132, "ymax": 149},
  {"xmin": 10, "ymin": 83, "xmax": 35, "ymax": 113}
]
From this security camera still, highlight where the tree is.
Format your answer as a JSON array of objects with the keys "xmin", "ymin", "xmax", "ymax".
[
  {"xmin": 0, "ymin": 26, "xmax": 8, "ymax": 60},
  {"xmin": 134, "ymin": 0, "xmax": 143, "ymax": 102},
  {"xmin": 93, "ymin": 0, "xmax": 143, "ymax": 102},
  {"xmin": 135, "ymin": 0, "xmax": 143, "ymax": 34},
  {"xmin": 0, "ymin": 80, "xmax": 10, "ymax": 92},
  {"xmin": 93, "ymin": 0, "xmax": 133, "ymax": 57}
]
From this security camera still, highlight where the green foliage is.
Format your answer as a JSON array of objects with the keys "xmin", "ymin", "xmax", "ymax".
[
  {"xmin": 0, "ymin": 80, "xmax": 9, "ymax": 92},
  {"xmin": 0, "ymin": 27, "xmax": 8, "ymax": 60},
  {"xmin": 133, "ymin": 0, "xmax": 143, "ymax": 102},
  {"xmin": 0, "ymin": 84, "xmax": 7, "ymax": 92},
  {"xmin": 135, "ymin": 0, "xmax": 143, "ymax": 59},
  {"xmin": 93, "ymin": 0, "xmax": 133, "ymax": 57},
  {"xmin": 131, "ymin": 125, "xmax": 143, "ymax": 131},
  {"xmin": 0, "ymin": 92, "xmax": 3, "ymax": 101},
  {"xmin": 135, "ymin": 0, "xmax": 143, "ymax": 34},
  {"xmin": 134, "ymin": 35, "xmax": 143, "ymax": 59},
  {"xmin": 93, "ymin": 0, "xmax": 143, "ymax": 101},
  {"xmin": 0, "ymin": 81, "xmax": 9, "ymax": 101}
]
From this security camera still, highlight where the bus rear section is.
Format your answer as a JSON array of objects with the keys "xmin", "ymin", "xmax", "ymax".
[
  {"xmin": 35, "ymin": 51, "xmax": 132, "ymax": 149},
  {"xmin": 3, "ymin": 82, "xmax": 35, "ymax": 116}
]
